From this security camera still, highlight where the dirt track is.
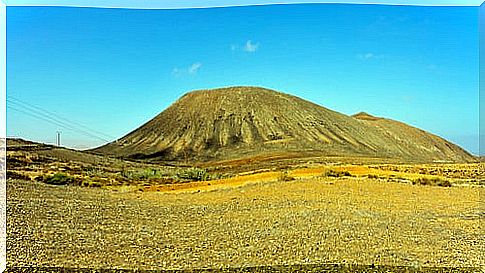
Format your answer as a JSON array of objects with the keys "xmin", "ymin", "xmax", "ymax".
[{"xmin": 7, "ymin": 178, "xmax": 484, "ymax": 270}]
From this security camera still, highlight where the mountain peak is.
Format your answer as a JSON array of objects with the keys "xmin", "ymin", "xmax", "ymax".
[{"xmin": 94, "ymin": 86, "xmax": 474, "ymax": 163}]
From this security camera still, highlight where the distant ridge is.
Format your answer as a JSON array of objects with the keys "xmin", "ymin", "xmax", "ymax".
[{"xmin": 94, "ymin": 86, "xmax": 475, "ymax": 163}]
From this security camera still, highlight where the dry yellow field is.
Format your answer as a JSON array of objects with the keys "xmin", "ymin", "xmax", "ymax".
[
  {"xmin": 123, "ymin": 176, "xmax": 484, "ymax": 268},
  {"xmin": 8, "ymin": 171, "xmax": 483, "ymax": 270}
]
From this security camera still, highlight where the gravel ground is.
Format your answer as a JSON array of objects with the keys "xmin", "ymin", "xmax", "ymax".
[{"xmin": 7, "ymin": 178, "xmax": 484, "ymax": 271}]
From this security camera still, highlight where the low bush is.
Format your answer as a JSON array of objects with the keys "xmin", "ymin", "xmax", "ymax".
[
  {"xmin": 175, "ymin": 168, "xmax": 232, "ymax": 181},
  {"xmin": 41, "ymin": 172, "xmax": 77, "ymax": 185},
  {"xmin": 413, "ymin": 177, "xmax": 452, "ymax": 187},
  {"xmin": 176, "ymin": 168, "xmax": 211, "ymax": 181},
  {"xmin": 322, "ymin": 169, "xmax": 352, "ymax": 178},
  {"xmin": 83, "ymin": 166, "xmax": 105, "ymax": 177}
]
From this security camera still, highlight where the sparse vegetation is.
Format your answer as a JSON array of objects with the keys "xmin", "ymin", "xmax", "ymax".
[
  {"xmin": 322, "ymin": 169, "xmax": 352, "ymax": 178},
  {"xmin": 413, "ymin": 177, "xmax": 452, "ymax": 187},
  {"xmin": 84, "ymin": 166, "xmax": 105, "ymax": 177},
  {"xmin": 174, "ymin": 168, "xmax": 232, "ymax": 181},
  {"xmin": 176, "ymin": 168, "xmax": 212, "ymax": 181},
  {"xmin": 121, "ymin": 168, "xmax": 166, "ymax": 180},
  {"xmin": 38, "ymin": 172, "xmax": 78, "ymax": 186}
]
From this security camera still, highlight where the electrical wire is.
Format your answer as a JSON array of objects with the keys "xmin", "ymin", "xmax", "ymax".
[
  {"xmin": 7, "ymin": 104, "xmax": 112, "ymax": 142},
  {"xmin": 7, "ymin": 96, "xmax": 115, "ymax": 140}
]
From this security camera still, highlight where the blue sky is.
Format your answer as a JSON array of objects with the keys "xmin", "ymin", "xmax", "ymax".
[{"xmin": 6, "ymin": 4, "xmax": 479, "ymax": 154}]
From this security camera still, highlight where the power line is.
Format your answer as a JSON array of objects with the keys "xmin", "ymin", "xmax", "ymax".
[
  {"xmin": 7, "ymin": 104, "xmax": 109, "ymax": 142},
  {"xmin": 7, "ymin": 104, "xmax": 111, "ymax": 143},
  {"xmin": 7, "ymin": 96, "xmax": 116, "ymax": 140},
  {"xmin": 7, "ymin": 99, "xmax": 84, "ymax": 132}
]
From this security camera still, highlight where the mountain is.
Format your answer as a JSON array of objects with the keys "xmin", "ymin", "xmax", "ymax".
[{"xmin": 94, "ymin": 86, "xmax": 475, "ymax": 163}]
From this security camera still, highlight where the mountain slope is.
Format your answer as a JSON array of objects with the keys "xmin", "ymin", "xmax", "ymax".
[{"xmin": 94, "ymin": 86, "xmax": 475, "ymax": 163}]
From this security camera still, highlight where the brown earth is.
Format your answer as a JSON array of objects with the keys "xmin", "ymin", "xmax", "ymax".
[{"xmin": 93, "ymin": 86, "xmax": 475, "ymax": 163}]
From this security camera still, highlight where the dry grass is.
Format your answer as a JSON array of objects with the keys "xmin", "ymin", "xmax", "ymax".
[{"xmin": 7, "ymin": 177, "xmax": 483, "ymax": 269}]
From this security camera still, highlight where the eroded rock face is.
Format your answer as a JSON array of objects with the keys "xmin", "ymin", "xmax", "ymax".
[{"xmin": 94, "ymin": 86, "xmax": 475, "ymax": 163}]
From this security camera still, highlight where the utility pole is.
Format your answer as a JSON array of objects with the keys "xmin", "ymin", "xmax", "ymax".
[{"xmin": 56, "ymin": 131, "xmax": 61, "ymax": 146}]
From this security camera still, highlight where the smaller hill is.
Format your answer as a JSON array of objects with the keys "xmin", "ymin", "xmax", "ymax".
[{"xmin": 352, "ymin": 112, "xmax": 382, "ymax": 121}]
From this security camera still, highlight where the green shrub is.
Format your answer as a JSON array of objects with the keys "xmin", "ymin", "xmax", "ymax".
[
  {"xmin": 84, "ymin": 166, "xmax": 104, "ymax": 177},
  {"xmin": 120, "ymin": 167, "xmax": 231, "ymax": 182},
  {"xmin": 176, "ymin": 168, "xmax": 211, "ymax": 181},
  {"xmin": 42, "ymin": 173, "xmax": 76, "ymax": 185},
  {"xmin": 322, "ymin": 169, "xmax": 352, "ymax": 178}
]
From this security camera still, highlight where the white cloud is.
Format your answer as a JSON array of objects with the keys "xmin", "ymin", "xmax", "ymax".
[
  {"xmin": 172, "ymin": 62, "xmax": 202, "ymax": 77},
  {"xmin": 171, "ymin": 68, "xmax": 181, "ymax": 76},
  {"xmin": 243, "ymin": 40, "xmax": 259, "ymax": 52},
  {"xmin": 188, "ymin": 62, "xmax": 202, "ymax": 74},
  {"xmin": 357, "ymin": 52, "xmax": 384, "ymax": 61}
]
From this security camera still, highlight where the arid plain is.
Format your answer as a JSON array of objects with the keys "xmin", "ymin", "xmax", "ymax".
[{"xmin": 6, "ymin": 139, "xmax": 484, "ymax": 271}]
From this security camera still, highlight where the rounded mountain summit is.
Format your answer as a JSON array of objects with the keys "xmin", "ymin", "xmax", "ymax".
[{"xmin": 94, "ymin": 86, "xmax": 474, "ymax": 163}]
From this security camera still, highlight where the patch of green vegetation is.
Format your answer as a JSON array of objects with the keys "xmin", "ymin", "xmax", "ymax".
[
  {"xmin": 175, "ymin": 168, "xmax": 232, "ymax": 181},
  {"xmin": 322, "ymin": 169, "xmax": 352, "ymax": 178},
  {"xmin": 413, "ymin": 177, "xmax": 452, "ymax": 187},
  {"xmin": 176, "ymin": 168, "xmax": 211, "ymax": 181},
  {"xmin": 39, "ymin": 172, "xmax": 78, "ymax": 185},
  {"xmin": 83, "ymin": 166, "xmax": 105, "ymax": 177}
]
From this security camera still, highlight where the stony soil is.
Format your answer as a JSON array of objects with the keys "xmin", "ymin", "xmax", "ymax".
[{"xmin": 7, "ymin": 178, "xmax": 484, "ymax": 270}]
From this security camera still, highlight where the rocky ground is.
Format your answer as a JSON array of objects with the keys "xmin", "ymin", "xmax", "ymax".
[{"xmin": 7, "ymin": 177, "xmax": 484, "ymax": 271}]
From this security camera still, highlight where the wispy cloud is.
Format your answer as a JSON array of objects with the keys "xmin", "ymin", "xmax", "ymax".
[
  {"xmin": 172, "ymin": 62, "xmax": 203, "ymax": 77},
  {"xmin": 231, "ymin": 40, "xmax": 260, "ymax": 53},
  {"xmin": 243, "ymin": 40, "xmax": 259, "ymax": 52},
  {"xmin": 188, "ymin": 62, "xmax": 202, "ymax": 74},
  {"xmin": 357, "ymin": 52, "xmax": 385, "ymax": 61}
]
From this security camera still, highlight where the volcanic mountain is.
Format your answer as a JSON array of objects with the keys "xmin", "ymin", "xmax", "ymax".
[{"xmin": 94, "ymin": 86, "xmax": 474, "ymax": 163}]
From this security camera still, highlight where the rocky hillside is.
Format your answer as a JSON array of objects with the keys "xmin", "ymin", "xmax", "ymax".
[{"xmin": 94, "ymin": 86, "xmax": 475, "ymax": 163}]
